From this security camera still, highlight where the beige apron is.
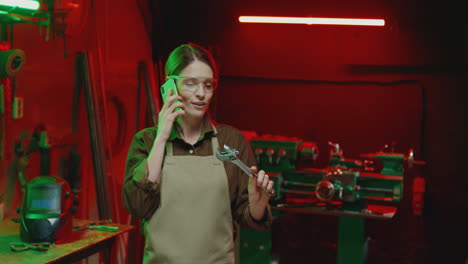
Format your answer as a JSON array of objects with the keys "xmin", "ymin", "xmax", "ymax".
[{"xmin": 143, "ymin": 128, "xmax": 234, "ymax": 264}]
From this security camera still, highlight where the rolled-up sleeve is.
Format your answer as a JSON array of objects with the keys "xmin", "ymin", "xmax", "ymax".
[
  {"xmin": 122, "ymin": 129, "xmax": 160, "ymax": 220},
  {"xmin": 231, "ymin": 131, "xmax": 273, "ymax": 231}
]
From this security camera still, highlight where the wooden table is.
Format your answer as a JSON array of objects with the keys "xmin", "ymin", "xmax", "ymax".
[{"xmin": 0, "ymin": 218, "xmax": 135, "ymax": 264}]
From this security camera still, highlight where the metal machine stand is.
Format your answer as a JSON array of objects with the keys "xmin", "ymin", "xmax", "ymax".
[{"xmin": 337, "ymin": 216, "xmax": 365, "ymax": 264}]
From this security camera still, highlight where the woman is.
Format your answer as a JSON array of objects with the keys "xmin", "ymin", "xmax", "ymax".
[{"xmin": 122, "ymin": 43, "xmax": 274, "ymax": 264}]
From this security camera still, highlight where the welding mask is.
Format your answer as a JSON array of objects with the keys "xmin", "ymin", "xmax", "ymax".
[{"xmin": 19, "ymin": 176, "xmax": 73, "ymax": 243}]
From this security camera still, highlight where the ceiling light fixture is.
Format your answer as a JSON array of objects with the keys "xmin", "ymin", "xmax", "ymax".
[
  {"xmin": 239, "ymin": 16, "xmax": 385, "ymax": 26},
  {"xmin": 0, "ymin": 0, "xmax": 40, "ymax": 12}
]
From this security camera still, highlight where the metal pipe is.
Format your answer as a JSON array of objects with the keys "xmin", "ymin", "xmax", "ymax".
[
  {"xmin": 281, "ymin": 188, "xmax": 316, "ymax": 196},
  {"xmin": 359, "ymin": 186, "xmax": 393, "ymax": 194},
  {"xmin": 283, "ymin": 181, "xmax": 316, "ymax": 188},
  {"xmin": 362, "ymin": 196, "xmax": 393, "ymax": 202}
]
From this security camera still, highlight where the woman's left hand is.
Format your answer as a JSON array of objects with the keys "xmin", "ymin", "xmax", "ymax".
[{"xmin": 248, "ymin": 166, "xmax": 274, "ymax": 221}]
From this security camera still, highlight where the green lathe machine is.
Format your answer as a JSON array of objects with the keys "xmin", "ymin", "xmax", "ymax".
[{"xmin": 237, "ymin": 134, "xmax": 425, "ymax": 264}]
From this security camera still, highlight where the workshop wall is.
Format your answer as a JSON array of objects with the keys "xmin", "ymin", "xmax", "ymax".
[
  {"xmin": 156, "ymin": 0, "xmax": 467, "ymax": 263},
  {"xmin": 1, "ymin": 0, "xmax": 153, "ymax": 257}
]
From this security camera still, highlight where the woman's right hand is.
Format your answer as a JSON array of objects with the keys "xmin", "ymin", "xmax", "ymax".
[{"xmin": 156, "ymin": 89, "xmax": 185, "ymax": 142}]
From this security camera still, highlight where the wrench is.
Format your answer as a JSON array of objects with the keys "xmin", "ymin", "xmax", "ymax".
[{"xmin": 216, "ymin": 144, "xmax": 275, "ymax": 196}]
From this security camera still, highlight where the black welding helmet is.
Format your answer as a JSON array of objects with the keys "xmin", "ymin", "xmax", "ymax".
[{"xmin": 19, "ymin": 176, "xmax": 73, "ymax": 243}]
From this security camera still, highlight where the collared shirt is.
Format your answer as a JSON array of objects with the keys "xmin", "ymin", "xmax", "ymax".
[{"xmin": 122, "ymin": 116, "xmax": 272, "ymax": 231}]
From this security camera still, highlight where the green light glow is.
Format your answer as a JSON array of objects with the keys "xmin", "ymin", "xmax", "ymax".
[{"xmin": 0, "ymin": 0, "xmax": 40, "ymax": 11}]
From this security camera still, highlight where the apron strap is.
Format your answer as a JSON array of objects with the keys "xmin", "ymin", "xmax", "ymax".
[
  {"xmin": 211, "ymin": 124, "xmax": 219, "ymax": 155},
  {"xmin": 166, "ymin": 141, "xmax": 173, "ymax": 156}
]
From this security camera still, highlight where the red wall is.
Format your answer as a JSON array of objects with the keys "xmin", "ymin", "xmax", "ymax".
[{"xmin": 157, "ymin": 0, "xmax": 467, "ymax": 263}]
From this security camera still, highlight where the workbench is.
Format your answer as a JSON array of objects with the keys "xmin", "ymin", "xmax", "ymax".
[{"xmin": 0, "ymin": 218, "xmax": 135, "ymax": 264}]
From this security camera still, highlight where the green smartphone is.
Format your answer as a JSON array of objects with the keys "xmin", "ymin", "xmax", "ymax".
[{"xmin": 160, "ymin": 78, "xmax": 181, "ymax": 111}]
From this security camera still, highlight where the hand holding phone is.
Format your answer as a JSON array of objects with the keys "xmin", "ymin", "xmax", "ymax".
[
  {"xmin": 156, "ymin": 78, "xmax": 184, "ymax": 142},
  {"xmin": 160, "ymin": 78, "xmax": 181, "ymax": 112}
]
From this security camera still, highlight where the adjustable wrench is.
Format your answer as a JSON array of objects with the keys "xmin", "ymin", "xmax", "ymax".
[{"xmin": 216, "ymin": 144, "xmax": 275, "ymax": 196}]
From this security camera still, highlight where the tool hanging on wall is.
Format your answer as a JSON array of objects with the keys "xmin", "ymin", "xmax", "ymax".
[
  {"xmin": 0, "ymin": 48, "xmax": 25, "ymax": 79},
  {"xmin": 73, "ymin": 51, "xmax": 113, "ymax": 221},
  {"xmin": 106, "ymin": 92, "xmax": 127, "ymax": 157},
  {"xmin": 135, "ymin": 60, "xmax": 160, "ymax": 131},
  {"xmin": 0, "ymin": 41, "xmax": 26, "ymax": 217},
  {"xmin": 0, "ymin": 42, "xmax": 11, "ymax": 163},
  {"xmin": 0, "ymin": 30, "xmax": 27, "ymax": 189},
  {"xmin": 127, "ymin": 60, "xmax": 162, "ymax": 264}
]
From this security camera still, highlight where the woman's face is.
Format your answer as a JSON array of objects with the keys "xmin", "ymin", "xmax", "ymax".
[{"xmin": 176, "ymin": 60, "xmax": 215, "ymax": 119}]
